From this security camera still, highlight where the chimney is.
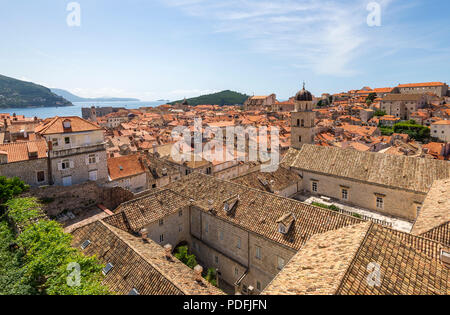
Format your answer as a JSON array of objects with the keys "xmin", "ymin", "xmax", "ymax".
[
  {"xmin": 152, "ymin": 143, "xmax": 157, "ymax": 155},
  {"xmin": 194, "ymin": 265, "xmax": 203, "ymax": 282},
  {"xmin": 164, "ymin": 244, "xmax": 173, "ymax": 260},
  {"xmin": 208, "ymin": 200, "xmax": 214, "ymax": 211},
  {"xmin": 140, "ymin": 228, "xmax": 148, "ymax": 241}
]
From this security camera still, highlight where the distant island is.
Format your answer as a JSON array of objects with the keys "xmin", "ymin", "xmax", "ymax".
[
  {"xmin": 170, "ymin": 90, "xmax": 249, "ymax": 107},
  {"xmin": 0, "ymin": 74, "xmax": 72, "ymax": 109},
  {"xmin": 51, "ymin": 88, "xmax": 140, "ymax": 103}
]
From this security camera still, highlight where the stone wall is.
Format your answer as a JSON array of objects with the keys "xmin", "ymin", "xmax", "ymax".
[
  {"xmin": 297, "ymin": 170, "xmax": 425, "ymax": 221},
  {"xmin": 0, "ymin": 159, "xmax": 49, "ymax": 187},
  {"xmin": 25, "ymin": 181, "xmax": 133, "ymax": 217}
]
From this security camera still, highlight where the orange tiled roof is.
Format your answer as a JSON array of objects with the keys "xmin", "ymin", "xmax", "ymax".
[
  {"xmin": 0, "ymin": 140, "xmax": 47, "ymax": 163},
  {"xmin": 398, "ymin": 82, "xmax": 446, "ymax": 88},
  {"xmin": 35, "ymin": 116, "xmax": 101, "ymax": 135},
  {"xmin": 107, "ymin": 154, "xmax": 146, "ymax": 181}
]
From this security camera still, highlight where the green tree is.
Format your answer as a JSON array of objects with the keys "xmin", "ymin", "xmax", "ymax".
[
  {"xmin": 0, "ymin": 176, "xmax": 29, "ymax": 205},
  {"xmin": 366, "ymin": 92, "xmax": 377, "ymax": 105},
  {"xmin": 205, "ymin": 268, "xmax": 217, "ymax": 287},
  {"xmin": 374, "ymin": 110, "xmax": 387, "ymax": 117},
  {"xmin": 393, "ymin": 123, "xmax": 430, "ymax": 141},
  {"xmin": 3, "ymin": 197, "xmax": 111, "ymax": 295},
  {"xmin": 174, "ymin": 245, "xmax": 197, "ymax": 269}
]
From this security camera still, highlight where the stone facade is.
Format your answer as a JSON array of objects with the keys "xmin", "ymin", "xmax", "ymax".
[
  {"xmin": 398, "ymin": 82, "xmax": 448, "ymax": 97},
  {"xmin": 291, "ymin": 88, "xmax": 316, "ymax": 150},
  {"xmin": 381, "ymin": 94, "xmax": 427, "ymax": 120},
  {"xmin": 104, "ymin": 171, "xmax": 147, "ymax": 193},
  {"xmin": 244, "ymin": 94, "xmax": 277, "ymax": 111},
  {"xmin": 296, "ymin": 170, "xmax": 425, "ymax": 221},
  {"xmin": 51, "ymin": 148, "xmax": 108, "ymax": 186},
  {"xmin": 0, "ymin": 158, "xmax": 49, "ymax": 186},
  {"xmin": 25, "ymin": 181, "xmax": 133, "ymax": 217},
  {"xmin": 431, "ymin": 121, "xmax": 450, "ymax": 142}
]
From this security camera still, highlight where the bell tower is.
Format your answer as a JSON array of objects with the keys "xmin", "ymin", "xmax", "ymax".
[{"xmin": 291, "ymin": 83, "xmax": 316, "ymax": 150}]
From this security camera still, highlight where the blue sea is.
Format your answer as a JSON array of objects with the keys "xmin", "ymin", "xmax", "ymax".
[{"xmin": 0, "ymin": 101, "xmax": 168, "ymax": 119}]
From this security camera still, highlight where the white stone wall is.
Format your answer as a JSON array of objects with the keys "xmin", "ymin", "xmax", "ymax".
[{"xmin": 297, "ymin": 170, "xmax": 425, "ymax": 221}]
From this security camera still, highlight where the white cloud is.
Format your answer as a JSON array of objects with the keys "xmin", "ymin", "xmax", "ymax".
[{"xmin": 162, "ymin": 0, "xmax": 395, "ymax": 76}]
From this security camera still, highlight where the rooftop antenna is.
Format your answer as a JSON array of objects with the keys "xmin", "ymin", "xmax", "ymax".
[{"xmin": 303, "ymin": 81, "xmax": 306, "ymax": 90}]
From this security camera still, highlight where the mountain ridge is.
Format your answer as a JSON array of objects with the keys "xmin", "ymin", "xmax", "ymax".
[
  {"xmin": 0, "ymin": 75, "xmax": 72, "ymax": 109},
  {"xmin": 51, "ymin": 88, "xmax": 140, "ymax": 103}
]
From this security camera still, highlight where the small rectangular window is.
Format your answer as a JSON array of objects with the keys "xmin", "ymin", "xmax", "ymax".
[
  {"xmin": 80, "ymin": 240, "xmax": 91, "ymax": 250},
  {"xmin": 376, "ymin": 197, "xmax": 384, "ymax": 209},
  {"xmin": 257, "ymin": 281, "xmax": 262, "ymax": 291},
  {"xmin": 102, "ymin": 263, "xmax": 114, "ymax": 275},
  {"xmin": 37, "ymin": 171, "xmax": 45, "ymax": 183},
  {"xmin": 88, "ymin": 154, "xmax": 96, "ymax": 164},
  {"xmin": 215, "ymin": 255, "xmax": 219, "ymax": 264},
  {"xmin": 159, "ymin": 219, "xmax": 164, "ymax": 226},
  {"xmin": 277, "ymin": 256, "xmax": 285, "ymax": 270},
  {"xmin": 65, "ymin": 137, "xmax": 70, "ymax": 144},
  {"xmin": 312, "ymin": 182, "xmax": 318, "ymax": 193},
  {"xmin": 237, "ymin": 237, "xmax": 241, "ymax": 249},
  {"xmin": 62, "ymin": 160, "xmax": 70, "ymax": 170},
  {"xmin": 179, "ymin": 210, "xmax": 183, "ymax": 217},
  {"xmin": 255, "ymin": 246, "xmax": 262, "ymax": 260},
  {"xmin": 159, "ymin": 234, "xmax": 164, "ymax": 243},
  {"xmin": 342, "ymin": 189, "xmax": 348, "ymax": 200}
]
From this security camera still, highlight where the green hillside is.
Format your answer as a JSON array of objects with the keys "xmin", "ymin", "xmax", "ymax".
[
  {"xmin": 0, "ymin": 75, "xmax": 72, "ymax": 108},
  {"xmin": 170, "ymin": 90, "xmax": 249, "ymax": 106}
]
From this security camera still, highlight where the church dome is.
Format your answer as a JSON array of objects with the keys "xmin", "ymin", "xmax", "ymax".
[{"xmin": 295, "ymin": 83, "xmax": 313, "ymax": 102}]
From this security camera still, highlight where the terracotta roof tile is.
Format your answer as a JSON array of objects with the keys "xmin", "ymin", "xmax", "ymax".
[
  {"xmin": 71, "ymin": 220, "xmax": 222, "ymax": 295},
  {"xmin": 0, "ymin": 140, "xmax": 47, "ymax": 163},
  {"xmin": 35, "ymin": 116, "xmax": 101, "ymax": 135},
  {"xmin": 284, "ymin": 145, "xmax": 450, "ymax": 194},
  {"xmin": 107, "ymin": 154, "xmax": 146, "ymax": 181}
]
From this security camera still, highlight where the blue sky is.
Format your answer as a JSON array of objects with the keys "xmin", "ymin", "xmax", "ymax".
[{"xmin": 0, "ymin": 0, "xmax": 449, "ymax": 100}]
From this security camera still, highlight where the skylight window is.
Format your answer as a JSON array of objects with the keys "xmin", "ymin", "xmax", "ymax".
[
  {"xmin": 129, "ymin": 288, "xmax": 140, "ymax": 295},
  {"xmin": 103, "ymin": 263, "xmax": 114, "ymax": 275},
  {"xmin": 80, "ymin": 240, "xmax": 91, "ymax": 250}
]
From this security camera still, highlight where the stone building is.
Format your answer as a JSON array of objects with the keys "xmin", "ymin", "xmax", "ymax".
[
  {"xmin": 283, "ymin": 144, "xmax": 450, "ymax": 221},
  {"xmin": 291, "ymin": 84, "xmax": 316, "ymax": 150},
  {"xmin": 104, "ymin": 173, "xmax": 363, "ymax": 294},
  {"xmin": 105, "ymin": 154, "xmax": 147, "ymax": 193},
  {"xmin": 35, "ymin": 116, "xmax": 108, "ymax": 186},
  {"xmin": 397, "ymin": 82, "xmax": 449, "ymax": 97},
  {"xmin": 70, "ymin": 171, "xmax": 449, "ymax": 295},
  {"xmin": 431, "ymin": 120, "xmax": 450, "ymax": 142},
  {"xmin": 244, "ymin": 94, "xmax": 277, "ymax": 111},
  {"xmin": 380, "ymin": 94, "xmax": 427, "ymax": 120},
  {"xmin": 0, "ymin": 140, "xmax": 49, "ymax": 186},
  {"xmin": 262, "ymin": 221, "xmax": 449, "ymax": 295}
]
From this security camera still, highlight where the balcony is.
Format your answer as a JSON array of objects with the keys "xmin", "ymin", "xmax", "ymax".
[{"xmin": 49, "ymin": 142, "xmax": 106, "ymax": 158}]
